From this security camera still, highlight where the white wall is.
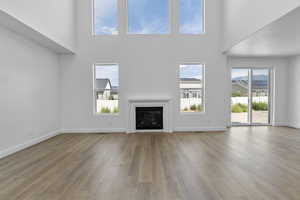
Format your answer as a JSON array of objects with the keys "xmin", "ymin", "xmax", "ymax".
[
  {"xmin": 0, "ymin": 0, "xmax": 75, "ymax": 51},
  {"xmin": 222, "ymin": 0, "xmax": 300, "ymax": 51},
  {"xmin": 288, "ymin": 56, "xmax": 300, "ymax": 128},
  {"xmin": 60, "ymin": 0, "xmax": 227, "ymax": 132},
  {"xmin": 227, "ymin": 57, "xmax": 290, "ymax": 126},
  {"xmin": 0, "ymin": 25, "xmax": 61, "ymax": 157}
]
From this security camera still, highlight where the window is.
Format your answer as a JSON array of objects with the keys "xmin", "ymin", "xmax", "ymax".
[
  {"xmin": 180, "ymin": 0, "xmax": 204, "ymax": 34},
  {"xmin": 179, "ymin": 64, "xmax": 204, "ymax": 112},
  {"xmin": 127, "ymin": 0, "xmax": 169, "ymax": 34},
  {"xmin": 94, "ymin": 64, "xmax": 119, "ymax": 114},
  {"xmin": 93, "ymin": 0, "xmax": 118, "ymax": 35}
]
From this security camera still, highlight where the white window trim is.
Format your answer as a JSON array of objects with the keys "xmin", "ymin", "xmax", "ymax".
[
  {"xmin": 178, "ymin": 62, "xmax": 206, "ymax": 115},
  {"xmin": 92, "ymin": 0, "xmax": 206, "ymax": 36},
  {"xmin": 93, "ymin": 63, "xmax": 120, "ymax": 116}
]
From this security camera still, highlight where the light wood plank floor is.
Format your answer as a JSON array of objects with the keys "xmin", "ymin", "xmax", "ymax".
[{"xmin": 1, "ymin": 127, "xmax": 300, "ymax": 200}]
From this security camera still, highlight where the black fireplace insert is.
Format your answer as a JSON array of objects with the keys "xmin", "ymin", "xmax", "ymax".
[{"xmin": 136, "ymin": 107, "xmax": 163, "ymax": 130}]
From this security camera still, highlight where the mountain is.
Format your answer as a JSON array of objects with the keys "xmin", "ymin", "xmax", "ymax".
[{"xmin": 233, "ymin": 75, "xmax": 268, "ymax": 81}]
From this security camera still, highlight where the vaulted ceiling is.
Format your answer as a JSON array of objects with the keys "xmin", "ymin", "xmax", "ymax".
[{"xmin": 227, "ymin": 6, "xmax": 300, "ymax": 57}]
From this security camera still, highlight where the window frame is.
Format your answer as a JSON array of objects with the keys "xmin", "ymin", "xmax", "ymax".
[
  {"xmin": 93, "ymin": 63, "xmax": 120, "ymax": 116},
  {"xmin": 178, "ymin": 0, "xmax": 205, "ymax": 35},
  {"xmin": 178, "ymin": 63, "xmax": 205, "ymax": 114},
  {"xmin": 92, "ymin": 0, "xmax": 120, "ymax": 36},
  {"xmin": 91, "ymin": 0, "xmax": 206, "ymax": 36}
]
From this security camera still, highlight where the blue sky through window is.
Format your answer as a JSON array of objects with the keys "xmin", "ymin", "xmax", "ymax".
[
  {"xmin": 232, "ymin": 69, "xmax": 248, "ymax": 80},
  {"xmin": 94, "ymin": 0, "xmax": 204, "ymax": 35},
  {"xmin": 180, "ymin": 0, "xmax": 204, "ymax": 34},
  {"xmin": 95, "ymin": 65, "xmax": 119, "ymax": 87},
  {"xmin": 128, "ymin": 0, "xmax": 169, "ymax": 34},
  {"xmin": 94, "ymin": 0, "xmax": 118, "ymax": 35},
  {"xmin": 180, "ymin": 64, "xmax": 203, "ymax": 80}
]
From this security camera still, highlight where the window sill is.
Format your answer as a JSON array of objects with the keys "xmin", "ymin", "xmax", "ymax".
[
  {"xmin": 180, "ymin": 111, "xmax": 206, "ymax": 116},
  {"xmin": 93, "ymin": 113, "xmax": 120, "ymax": 117}
]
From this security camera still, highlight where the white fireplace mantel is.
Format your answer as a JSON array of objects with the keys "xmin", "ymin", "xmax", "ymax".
[{"xmin": 127, "ymin": 97, "xmax": 173, "ymax": 133}]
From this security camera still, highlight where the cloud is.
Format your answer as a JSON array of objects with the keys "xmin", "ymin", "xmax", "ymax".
[
  {"xmin": 131, "ymin": 19, "xmax": 168, "ymax": 34},
  {"xmin": 180, "ymin": 65, "xmax": 203, "ymax": 79},
  {"xmin": 128, "ymin": 0, "xmax": 169, "ymax": 34},
  {"xmin": 99, "ymin": 26, "xmax": 118, "ymax": 35},
  {"xmin": 180, "ymin": 13, "xmax": 203, "ymax": 34},
  {"xmin": 94, "ymin": 0, "xmax": 118, "ymax": 34},
  {"xmin": 94, "ymin": 0, "xmax": 116, "ymax": 18}
]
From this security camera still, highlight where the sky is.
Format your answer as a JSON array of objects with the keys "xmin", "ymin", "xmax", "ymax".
[
  {"xmin": 180, "ymin": 64, "xmax": 203, "ymax": 80},
  {"xmin": 94, "ymin": 0, "xmax": 204, "ymax": 35},
  {"xmin": 95, "ymin": 65, "xmax": 119, "ymax": 87},
  {"xmin": 94, "ymin": 0, "xmax": 118, "ymax": 35},
  {"xmin": 180, "ymin": 0, "xmax": 204, "ymax": 34}
]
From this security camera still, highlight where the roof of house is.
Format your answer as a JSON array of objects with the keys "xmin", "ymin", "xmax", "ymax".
[
  {"xmin": 95, "ymin": 79, "xmax": 112, "ymax": 90},
  {"xmin": 111, "ymin": 86, "xmax": 119, "ymax": 94},
  {"xmin": 232, "ymin": 79, "xmax": 268, "ymax": 90}
]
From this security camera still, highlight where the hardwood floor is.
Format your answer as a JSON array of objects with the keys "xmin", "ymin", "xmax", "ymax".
[{"xmin": 0, "ymin": 127, "xmax": 300, "ymax": 200}]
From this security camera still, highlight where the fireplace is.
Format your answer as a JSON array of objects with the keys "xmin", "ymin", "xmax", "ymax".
[
  {"xmin": 136, "ymin": 107, "xmax": 163, "ymax": 130},
  {"xmin": 127, "ymin": 98, "xmax": 172, "ymax": 133}
]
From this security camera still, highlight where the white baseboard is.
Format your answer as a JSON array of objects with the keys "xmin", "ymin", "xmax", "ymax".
[
  {"xmin": 174, "ymin": 126, "xmax": 227, "ymax": 132},
  {"xmin": 272, "ymin": 122, "xmax": 290, "ymax": 127},
  {"xmin": 60, "ymin": 128, "xmax": 127, "ymax": 134},
  {"xmin": 0, "ymin": 130, "xmax": 61, "ymax": 160},
  {"xmin": 287, "ymin": 123, "xmax": 300, "ymax": 129}
]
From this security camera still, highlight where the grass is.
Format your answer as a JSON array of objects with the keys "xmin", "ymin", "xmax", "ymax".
[
  {"xmin": 100, "ymin": 107, "xmax": 119, "ymax": 114},
  {"xmin": 182, "ymin": 104, "xmax": 203, "ymax": 112},
  {"xmin": 252, "ymin": 102, "xmax": 268, "ymax": 111},
  {"xmin": 232, "ymin": 103, "xmax": 248, "ymax": 113},
  {"xmin": 100, "ymin": 107, "xmax": 111, "ymax": 113},
  {"xmin": 232, "ymin": 102, "xmax": 268, "ymax": 113}
]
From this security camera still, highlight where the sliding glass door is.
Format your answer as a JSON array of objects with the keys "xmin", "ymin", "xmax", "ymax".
[
  {"xmin": 231, "ymin": 69, "xmax": 250, "ymax": 124},
  {"xmin": 231, "ymin": 68, "xmax": 271, "ymax": 126},
  {"xmin": 251, "ymin": 69, "xmax": 270, "ymax": 124}
]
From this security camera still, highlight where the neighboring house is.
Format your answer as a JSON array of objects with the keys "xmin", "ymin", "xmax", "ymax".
[
  {"xmin": 111, "ymin": 86, "xmax": 119, "ymax": 100},
  {"xmin": 180, "ymin": 78, "xmax": 202, "ymax": 99},
  {"xmin": 95, "ymin": 79, "xmax": 113, "ymax": 100},
  {"xmin": 232, "ymin": 76, "xmax": 268, "ymax": 97}
]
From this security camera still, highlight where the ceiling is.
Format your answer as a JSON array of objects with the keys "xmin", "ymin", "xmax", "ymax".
[{"xmin": 227, "ymin": 6, "xmax": 300, "ymax": 57}]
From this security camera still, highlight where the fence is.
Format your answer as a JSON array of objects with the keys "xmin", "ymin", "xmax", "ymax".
[
  {"xmin": 231, "ymin": 97, "xmax": 268, "ymax": 105},
  {"xmin": 97, "ymin": 100, "xmax": 118, "ymax": 112},
  {"xmin": 180, "ymin": 98, "xmax": 202, "ymax": 110}
]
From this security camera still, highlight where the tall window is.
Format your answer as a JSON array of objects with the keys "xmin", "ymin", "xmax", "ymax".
[
  {"xmin": 93, "ymin": 0, "xmax": 118, "ymax": 35},
  {"xmin": 127, "ymin": 0, "xmax": 169, "ymax": 34},
  {"xmin": 179, "ymin": 0, "xmax": 204, "ymax": 34},
  {"xmin": 179, "ymin": 64, "xmax": 204, "ymax": 112},
  {"xmin": 94, "ymin": 64, "xmax": 119, "ymax": 114}
]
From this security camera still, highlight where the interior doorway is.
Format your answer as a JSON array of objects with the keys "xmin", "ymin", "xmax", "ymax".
[{"xmin": 231, "ymin": 68, "xmax": 272, "ymax": 126}]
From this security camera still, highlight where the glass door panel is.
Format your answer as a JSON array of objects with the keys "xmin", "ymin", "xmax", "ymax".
[
  {"xmin": 251, "ymin": 69, "xmax": 270, "ymax": 124},
  {"xmin": 231, "ymin": 69, "xmax": 249, "ymax": 125}
]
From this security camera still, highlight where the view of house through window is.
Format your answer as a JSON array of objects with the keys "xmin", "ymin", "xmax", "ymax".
[
  {"xmin": 93, "ymin": 0, "xmax": 118, "ymax": 35},
  {"xmin": 94, "ymin": 64, "xmax": 119, "ymax": 114},
  {"xmin": 128, "ymin": 0, "xmax": 169, "ymax": 34},
  {"xmin": 180, "ymin": 0, "xmax": 204, "ymax": 34},
  {"xmin": 180, "ymin": 64, "xmax": 204, "ymax": 112}
]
